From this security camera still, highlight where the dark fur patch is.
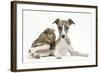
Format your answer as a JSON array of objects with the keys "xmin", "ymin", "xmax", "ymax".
[
  {"xmin": 68, "ymin": 19, "xmax": 75, "ymax": 25},
  {"xmin": 53, "ymin": 18, "xmax": 59, "ymax": 24}
]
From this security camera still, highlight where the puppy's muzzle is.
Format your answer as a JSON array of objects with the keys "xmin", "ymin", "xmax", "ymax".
[{"xmin": 62, "ymin": 35, "xmax": 65, "ymax": 38}]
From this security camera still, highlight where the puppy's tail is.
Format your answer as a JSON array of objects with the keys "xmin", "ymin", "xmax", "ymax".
[{"xmin": 71, "ymin": 51, "xmax": 88, "ymax": 57}]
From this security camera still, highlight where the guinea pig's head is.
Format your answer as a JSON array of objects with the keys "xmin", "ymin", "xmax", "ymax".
[{"xmin": 44, "ymin": 28, "xmax": 56, "ymax": 43}]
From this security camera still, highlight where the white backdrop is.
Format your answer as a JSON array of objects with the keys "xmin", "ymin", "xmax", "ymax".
[
  {"xmin": 0, "ymin": 0, "xmax": 99, "ymax": 73},
  {"xmin": 23, "ymin": 7, "xmax": 93, "ymax": 62}
]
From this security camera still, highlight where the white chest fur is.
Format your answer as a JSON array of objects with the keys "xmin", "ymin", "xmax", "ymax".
[{"xmin": 54, "ymin": 39, "xmax": 70, "ymax": 58}]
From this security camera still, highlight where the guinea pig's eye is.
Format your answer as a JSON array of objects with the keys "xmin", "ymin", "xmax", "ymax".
[
  {"xmin": 58, "ymin": 27, "xmax": 62, "ymax": 30},
  {"xmin": 48, "ymin": 32, "xmax": 51, "ymax": 34}
]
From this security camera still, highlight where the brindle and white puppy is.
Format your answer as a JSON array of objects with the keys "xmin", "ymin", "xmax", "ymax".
[
  {"xmin": 53, "ymin": 18, "xmax": 88, "ymax": 59},
  {"xmin": 29, "ymin": 28, "xmax": 56, "ymax": 59}
]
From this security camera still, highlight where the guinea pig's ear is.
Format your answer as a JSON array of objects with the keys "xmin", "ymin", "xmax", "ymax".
[
  {"xmin": 51, "ymin": 29, "xmax": 55, "ymax": 32},
  {"xmin": 68, "ymin": 19, "xmax": 75, "ymax": 25},
  {"xmin": 52, "ymin": 18, "xmax": 60, "ymax": 24},
  {"xmin": 43, "ymin": 28, "xmax": 49, "ymax": 34}
]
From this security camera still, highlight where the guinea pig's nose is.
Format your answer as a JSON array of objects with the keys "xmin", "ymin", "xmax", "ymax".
[{"xmin": 62, "ymin": 35, "xmax": 65, "ymax": 38}]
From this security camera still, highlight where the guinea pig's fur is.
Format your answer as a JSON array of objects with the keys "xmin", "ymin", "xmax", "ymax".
[
  {"xmin": 31, "ymin": 28, "xmax": 56, "ymax": 48},
  {"xmin": 29, "ymin": 28, "xmax": 56, "ymax": 58}
]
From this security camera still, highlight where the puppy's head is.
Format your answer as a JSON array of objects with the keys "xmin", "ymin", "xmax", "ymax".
[
  {"xmin": 53, "ymin": 18, "xmax": 75, "ymax": 39},
  {"xmin": 53, "ymin": 18, "xmax": 75, "ymax": 25},
  {"xmin": 43, "ymin": 28, "xmax": 56, "ymax": 43}
]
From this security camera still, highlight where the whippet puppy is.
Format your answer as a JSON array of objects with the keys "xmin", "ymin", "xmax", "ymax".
[{"xmin": 53, "ymin": 18, "xmax": 88, "ymax": 59}]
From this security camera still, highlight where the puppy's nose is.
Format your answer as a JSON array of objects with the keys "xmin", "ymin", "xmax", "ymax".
[{"xmin": 62, "ymin": 35, "xmax": 65, "ymax": 38}]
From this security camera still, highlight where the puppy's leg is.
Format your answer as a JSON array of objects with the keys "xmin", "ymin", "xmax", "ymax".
[
  {"xmin": 30, "ymin": 44, "xmax": 50, "ymax": 58},
  {"xmin": 31, "ymin": 44, "xmax": 50, "ymax": 53},
  {"xmin": 28, "ymin": 49, "xmax": 40, "ymax": 59},
  {"xmin": 34, "ymin": 53, "xmax": 40, "ymax": 59},
  {"xmin": 54, "ymin": 46, "xmax": 63, "ymax": 59},
  {"xmin": 68, "ymin": 45, "xmax": 88, "ymax": 57},
  {"xmin": 71, "ymin": 51, "xmax": 88, "ymax": 57},
  {"xmin": 49, "ymin": 49, "xmax": 54, "ymax": 56},
  {"xmin": 54, "ymin": 51, "xmax": 62, "ymax": 59}
]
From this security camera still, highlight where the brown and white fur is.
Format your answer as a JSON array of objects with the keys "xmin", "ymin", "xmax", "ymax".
[
  {"xmin": 29, "ymin": 28, "xmax": 56, "ymax": 59},
  {"xmin": 53, "ymin": 18, "xmax": 88, "ymax": 59}
]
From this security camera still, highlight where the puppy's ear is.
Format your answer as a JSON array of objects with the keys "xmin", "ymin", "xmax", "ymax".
[
  {"xmin": 52, "ymin": 18, "xmax": 59, "ymax": 24},
  {"xmin": 68, "ymin": 19, "xmax": 75, "ymax": 25}
]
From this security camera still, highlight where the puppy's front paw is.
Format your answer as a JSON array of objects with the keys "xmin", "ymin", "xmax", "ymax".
[
  {"xmin": 82, "ymin": 53, "xmax": 88, "ymax": 57},
  {"xmin": 71, "ymin": 51, "xmax": 88, "ymax": 57},
  {"xmin": 54, "ymin": 50, "xmax": 62, "ymax": 59},
  {"xmin": 31, "ymin": 53, "xmax": 40, "ymax": 59},
  {"xmin": 56, "ymin": 56, "xmax": 62, "ymax": 59},
  {"xmin": 35, "ymin": 55, "xmax": 40, "ymax": 59}
]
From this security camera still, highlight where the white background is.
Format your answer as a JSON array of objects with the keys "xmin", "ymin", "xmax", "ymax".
[
  {"xmin": 0, "ymin": 0, "xmax": 100, "ymax": 73},
  {"xmin": 23, "ymin": 10, "xmax": 92, "ymax": 63}
]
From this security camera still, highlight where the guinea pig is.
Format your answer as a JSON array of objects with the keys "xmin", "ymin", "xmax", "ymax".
[
  {"xmin": 29, "ymin": 28, "xmax": 56, "ymax": 59},
  {"xmin": 32, "ymin": 28, "xmax": 56, "ymax": 47}
]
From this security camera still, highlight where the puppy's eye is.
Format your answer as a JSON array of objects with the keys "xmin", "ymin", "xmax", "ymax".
[
  {"xmin": 58, "ymin": 27, "xmax": 62, "ymax": 30},
  {"xmin": 66, "ymin": 27, "xmax": 68, "ymax": 30}
]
